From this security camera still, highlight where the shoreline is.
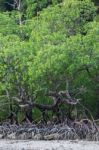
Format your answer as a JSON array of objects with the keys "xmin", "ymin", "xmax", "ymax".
[{"xmin": 0, "ymin": 140, "xmax": 99, "ymax": 150}]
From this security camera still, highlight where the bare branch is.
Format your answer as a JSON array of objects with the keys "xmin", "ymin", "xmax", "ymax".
[{"xmin": 12, "ymin": 97, "xmax": 22, "ymax": 103}]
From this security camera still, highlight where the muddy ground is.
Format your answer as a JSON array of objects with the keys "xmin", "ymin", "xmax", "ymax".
[{"xmin": 0, "ymin": 140, "xmax": 99, "ymax": 150}]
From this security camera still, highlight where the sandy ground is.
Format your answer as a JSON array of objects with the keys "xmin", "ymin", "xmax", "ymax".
[{"xmin": 0, "ymin": 140, "xmax": 99, "ymax": 150}]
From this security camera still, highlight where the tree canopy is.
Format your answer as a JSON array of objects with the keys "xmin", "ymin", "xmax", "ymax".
[{"xmin": 0, "ymin": 0, "xmax": 99, "ymax": 123}]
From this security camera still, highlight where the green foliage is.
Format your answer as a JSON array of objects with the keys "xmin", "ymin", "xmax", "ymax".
[
  {"xmin": 31, "ymin": 21, "xmax": 99, "ymax": 88},
  {"xmin": 0, "ymin": 0, "xmax": 99, "ymax": 121},
  {"xmin": 0, "ymin": 12, "xmax": 17, "ymax": 35},
  {"xmin": 29, "ymin": 0, "xmax": 96, "ymax": 44},
  {"xmin": 25, "ymin": 0, "xmax": 63, "ymax": 18}
]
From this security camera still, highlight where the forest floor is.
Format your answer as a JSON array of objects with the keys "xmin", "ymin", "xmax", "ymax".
[{"xmin": 0, "ymin": 140, "xmax": 99, "ymax": 150}]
